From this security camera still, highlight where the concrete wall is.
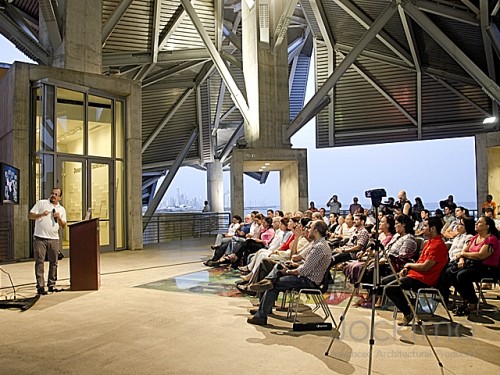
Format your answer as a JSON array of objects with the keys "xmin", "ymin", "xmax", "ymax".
[
  {"xmin": 475, "ymin": 131, "xmax": 500, "ymax": 214},
  {"xmin": 0, "ymin": 62, "xmax": 143, "ymax": 260}
]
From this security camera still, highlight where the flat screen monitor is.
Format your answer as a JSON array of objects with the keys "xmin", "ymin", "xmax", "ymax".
[{"xmin": 1, "ymin": 162, "xmax": 20, "ymax": 205}]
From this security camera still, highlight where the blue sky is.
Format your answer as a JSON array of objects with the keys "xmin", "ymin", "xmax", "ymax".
[{"xmin": 0, "ymin": 35, "xmax": 477, "ymax": 210}]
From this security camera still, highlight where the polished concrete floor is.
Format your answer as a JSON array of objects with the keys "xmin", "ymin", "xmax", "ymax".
[{"xmin": 1, "ymin": 237, "xmax": 499, "ymax": 375}]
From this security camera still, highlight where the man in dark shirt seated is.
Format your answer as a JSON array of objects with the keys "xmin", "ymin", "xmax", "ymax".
[
  {"xmin": 331, "ymin": 213, "xmax": 370, "ymax": 265},
  {"xmin": 385, "ymin": 216, "xmax": 448, "ymax": 325}
]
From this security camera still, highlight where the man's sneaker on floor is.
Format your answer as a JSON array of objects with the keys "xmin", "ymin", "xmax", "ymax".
[
  {"xmin": 398, "ymin": 313, "xmax": 414, "ymax": 326},
  {"xmin": 37, "ymin": 287, "xmax": 47, "ymax": 295},
  {"xmin": 248, "ymin": 279, "xmax": 274, "ymax": 293},
  {"xmin": 247, "ymin": 315, "xmax": 267, "ymax": 326}
]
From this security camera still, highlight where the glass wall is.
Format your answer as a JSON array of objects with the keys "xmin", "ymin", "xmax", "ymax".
[{"xmin": 31, "ymin": 81, "xmax": 126, "ymax": 251}]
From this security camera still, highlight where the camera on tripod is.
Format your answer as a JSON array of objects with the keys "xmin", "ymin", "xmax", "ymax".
[{"xmin": 365, "ymin": 188, "xmax": 387, "ymax": 207}]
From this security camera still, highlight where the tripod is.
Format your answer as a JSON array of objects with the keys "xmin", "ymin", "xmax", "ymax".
[{"xmin": 324, "ymin": 205, "xmax": 444, "ymax": 374}]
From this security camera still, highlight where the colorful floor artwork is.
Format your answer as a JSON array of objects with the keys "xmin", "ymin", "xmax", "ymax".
[{"xmin": 137, "ymin": 266, "xmax": 367, "ymax": 308}]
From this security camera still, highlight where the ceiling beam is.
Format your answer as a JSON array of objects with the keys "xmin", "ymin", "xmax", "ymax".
[
  {"xmin": 6, "ymin": 0, "xmax": 38, "ymax": 41},
  {"xmin": 307, "ymin": 0, "xmax": 336, "ymax": 45},
  {"xmin": 151, "ymin": 0, "xmax": 162, "ymax": 63},
  {"xmin": 273, "ymin": 0, "xmax": 299, "ymax": 55},
  {"xmin": 142, "ymin": 60, "xmax": 205, "ymax": 87},
  {"xmin": 414, "ymin": 0, "xmax": 479, "ymax": 26},
  {"xmin": 215, "ymin": 0, "xmax": 224, "ymax": 51},
  {"xmin": 338, "ymin": 51, "xmax": 417, "ymax": 125},
  {"xmin": 143, "ymin": 129, "xmax": 199, "ymax": 229},
  {"xmin": 180, "ymin": 0, "xmax": 251, "ymax": 125},
  {"xmin": 336, "ymin": 43, "xmax": 414, "ymax": 70},
  {"xmin": 102, "ymin": 0, "xmax": 134, "ymax": 47},
  {"xmin": 102, "ymin": 49, "xmax": 211, "ymax": 66},
  {"xmin": 432, "ymin": 76, "xmax": 491, "ymax": 117},
  {"xmin": 142, "ymin": 88, "xmax": 195, "ymax": 153},
  {"xmin": 158, "ymin": 3, "xmax": 191, "ymax": 50},
  {"xmin": 212, "ymin": 81, "xmax": 227, "ymax": 136},
  {"xmin": 402, "ymin": 0, "xmax": 500, "ymax": 105},
  {"xmin": 219, "ymin": 120, "xmax": 244, "ymax": 163},
  {"xmin": 480, "ymin": 0, "xmax": 498, "ymax": 116},
  {"xmin": 222, "ymin": 25, "xmax": 242, "ymax": 50},
  {"xmin": 0, "ymin": 13, "xmax": 51, "ymax": 64},
  {"xmin": 133, "ymin": 63, "xmax": 156, "ymax": 81},
  {"xmin": 334, "ymin": 0, "xmax": 414, "ymax": 67},
  {"xmin": 488, "ymin": 21, "xmax": 500, "ymax": 59},
  {"xmin": 461, "ymin": 0, "xmax": 480, "ymax": 15},
  {"xmin": 287, "ymin": 1, "xmax": 398, "ymax": 139},
  {"xmin": 424, "ymin": 67, "xmax": 480, "ymax": 86}
]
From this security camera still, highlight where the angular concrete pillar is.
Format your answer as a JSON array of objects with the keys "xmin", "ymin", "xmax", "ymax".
[
  {"xmin": 40, "ymin": 0, "xmax": 102, "ymax": 74},
  {"xmin": 207, "ymin": 160, "xmax": 224, "ymax": 212},
  {"xmin": 242, "ymin": 0, "xmax": 291, "ymax": 149}
]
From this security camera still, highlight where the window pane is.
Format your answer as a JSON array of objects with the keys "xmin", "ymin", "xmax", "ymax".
[
  {"xmin": 56, "ymin": 88, "xmax": 84, "ymax": 154},
  {"xmin": 35, "ymin": 154, "xmax": 54, "ymax": 202},
  {"xmin": 42, "ymin": 85, "xmax": 55, "ymax": 151},
  {"xmin": 116, "ymin": 100, "xmax": 124, "ymax": 159},
  {"xmin": 115, "ymin": 160, "xmax": 124, "ymax": 248},
  {"xmin": 88, "ymin": 95, "xmax": 112, "ymax": 157}
]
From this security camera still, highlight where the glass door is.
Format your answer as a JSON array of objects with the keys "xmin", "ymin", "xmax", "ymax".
[
  {"xmin": 89, "ymin": 160, "xmax": 113, "ymax": 251},
  {"xmin": 57, "ymin": 159, "xmax": 85, "ymax": 250}
]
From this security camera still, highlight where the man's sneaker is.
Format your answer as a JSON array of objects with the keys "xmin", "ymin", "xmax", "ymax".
[
  {"xmin": 37, "ymin": 287, "xmax": 47, "ymax": 295},
  {"xmin": 247, "ymin": 316, "xmax": 267, "ymax": 326},
  {"xmin": 398, "ymin": 313, "xmax": 414, "ymax": 326},
  {"xmin": 48, "ymin": 286, "xmax": 57, "ymax": 293},
  {"xmin": 248, "ymin": 279, "xmax": 274, "ymax": 293}
]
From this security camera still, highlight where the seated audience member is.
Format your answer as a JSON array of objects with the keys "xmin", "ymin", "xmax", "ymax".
[
  {"xmin": 327, "ymin": 213, "xmax": 339, "ymax": 234},
  {"xmin": 233, "ymin": 216, "xmax": 275, "ymax": 268},
  {"xmin": 441, "ymin": 206, "xmax": 455, "ymax": 232},
  {"xmin": 303, "ymin": 210, "xmax": 313, "ymax": 219},
  {"xmin": 238, "ymin": 218, "xmax": 311, "ymax": 289},
  {"xmin": 440, "ymin": 195, "xmax": 457, "ymax": 212},
  {"xmin": 384, "ymin": 216, "xmax": 448, "ymax": 325},
  {"xmin": 381, "ymin": 197, "xmax": 396, "ymax": 216},
  {"xmin": 211, "ymin": 215, "xmax": 242, "ymax": 250},
  {"xmin": 266, "ymin": 209, "xmax": 274, "ymax": 218},
  {"xmin": 319, "ymin": 207, "xmax": 328, "ymax": 224},
  {"xmin": 484, "ymin": 207, "xmax": 500, "ymax": 229},
  {"xmin": 447, "ymin": 217, "xmax": 475, "ymax": 260},
  {"xmin": 204, "ymin": 214, "xmax": 251, "ymax": 266},
  {"xmin": 341, "ymin": 214, "xmax": 356, "ymax": 239},
  {"xmin": 445, "ymin": 216, "xmax": 500, "ymax": 315},
  {"xmin": 309, "ymin": 201, "xmax": 319, "ymax": 212},
  {"xmin": 412, "ymin": 197, "xmax": 425, "ymax": 223},
  {"xmin": 414, "ymin": 209, "xmax": 429, "ymax": 237},
  {"xmin": 275, "ymin": 210, "xmax": 284, "ymax": 218},
  {"xmin": 331, "ymin": 214, "xmax": 370, "ymax": 266},
  {"xmin": 481, "ymin": 194, "xmax": 497, "ymax": 218},
  {"xmin": 349, "ymin": 197, "xmax": 362, "ymax": 214},
  {"xmin": 434, "ymin": 208, "xmax": 444, "ymax": 223},
  {"xmin": 442, "ymin": 206, "xmax": 468, "ymax": 240},
  {"xmin": 344, "ymin": 215, "xmax": 395, "ymax": 284},
  {"xmin": 246, "ymin": 221, "xmax": 332, "ymax": 326},
  {"xmin": 312, "ymin": 212, "xmax": 323, "ymax": 221},
  {"xmin": 238, "ymin": 218, "xmax": 291, "ymax": 276}
]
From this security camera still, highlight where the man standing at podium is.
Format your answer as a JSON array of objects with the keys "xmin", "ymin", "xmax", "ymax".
[{"xmin": 28, "ymin": 188, "xmax": 67, "ymax": 295}]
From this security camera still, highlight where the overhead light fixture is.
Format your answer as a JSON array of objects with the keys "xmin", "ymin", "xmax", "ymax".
[
  {"xmin": 483, "ymin": 116, "xmax": 497, "ymax": 124},
  {"xmin": 258, "ymin": 168, "xmax": 263, "ymax": 172},
  {"xmin": 264, "ymin": 163, "xmax": 270, "ymax": 166}
]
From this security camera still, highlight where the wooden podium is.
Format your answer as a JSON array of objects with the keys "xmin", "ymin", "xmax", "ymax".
[{"xmin": 69, "ymin": 218, "xmax": 100, "ymax": 291}]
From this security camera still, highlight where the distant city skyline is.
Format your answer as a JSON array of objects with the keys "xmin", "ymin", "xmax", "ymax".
[{"xmin": 1, "ymin": 36, "xmax": 478, "ymax": 213}]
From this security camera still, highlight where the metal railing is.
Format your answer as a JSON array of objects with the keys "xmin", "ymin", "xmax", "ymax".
[{"xmin": 142, "ymin": 212, "xmax": 231, "ymax": 244}]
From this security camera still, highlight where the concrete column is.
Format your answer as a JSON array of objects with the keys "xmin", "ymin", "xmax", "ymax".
[
  {"xmin": 40, "ymin": 0, "xmax": 102, "ymax": 74},
  {"xmin": 207, "ymin": 160, "xmax": 224, "ymax": 212},
  {"xmin": 242, "ymin": 0, "xmax": 290, "ymax": 149},
  {"xmin": 231, "ymin": 151, "xmax": 245, "ymax": 216},
  {"xmin": 475, "ymin": 131, "xmax": 500, "ymax": 214}
]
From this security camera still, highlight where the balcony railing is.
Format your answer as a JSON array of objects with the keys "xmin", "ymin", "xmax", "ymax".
[{"xmin": 143, "ymin": 212, "xmax": 231, "ymax": 244}]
